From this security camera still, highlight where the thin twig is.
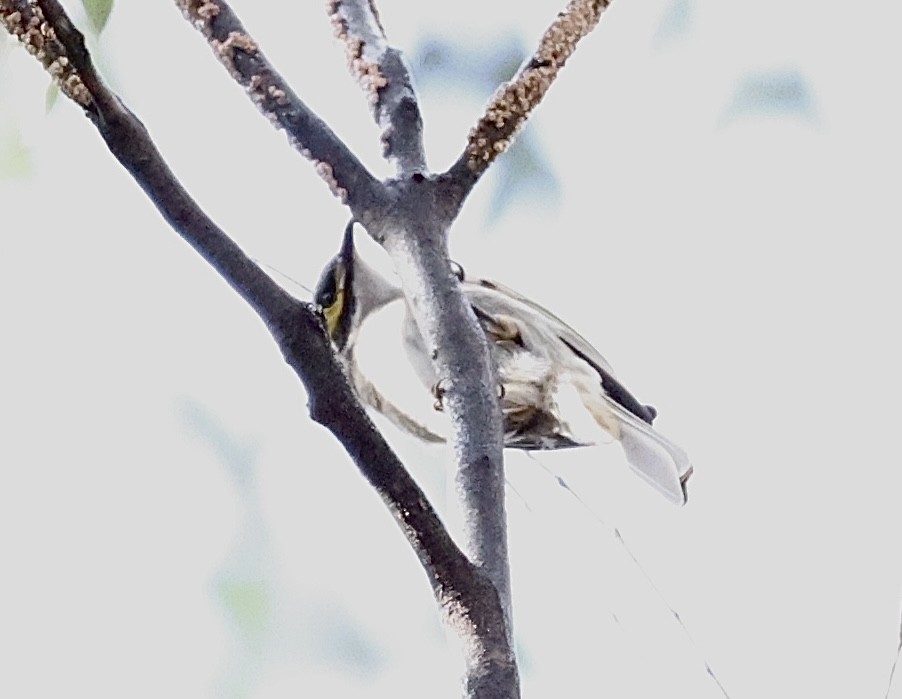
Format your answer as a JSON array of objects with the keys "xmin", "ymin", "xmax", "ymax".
[
  {"xmin": 328, "ymin": 0, "xmax": 427, "ymax": 176},
  {"xmin": 444, "ymin": 0, "xmax": 611, "ymax": 206}
]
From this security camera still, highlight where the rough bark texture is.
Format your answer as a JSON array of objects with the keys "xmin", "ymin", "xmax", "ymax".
[
  {"xmin": 446, "ymin": 0, "xmax": 610, "ymax": 201},
  {"xmin": 174, "ymin": 0, "xmax": 386, "ymax": 211},
  {"xmin": 328, "ymin": 0, "xmax": 427, "ymax": 175}
]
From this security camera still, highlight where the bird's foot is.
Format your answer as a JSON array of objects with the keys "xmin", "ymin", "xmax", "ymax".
[
  {"xmin": 432, "ymin": 380, "xmax": 503, "ymax": 410},
  {"xmin": 431, "ymin": 380, "xmax": 447, "ymax": 412}
]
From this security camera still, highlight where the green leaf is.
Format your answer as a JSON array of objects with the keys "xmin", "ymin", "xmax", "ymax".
[
  {"xmin": 216, "ymin": 579, "xmax": 271, "ymax": 644},
  {"xmin": 81, "ymin": 0, "xmax": 114, "ymax": 35},
  {"xmin": 0, "ymin": 126, "xmax": 32, "ymax": 179},
  {"xmin": 45, "ymin": 82, "xmax": 60, "ymax": 113}
]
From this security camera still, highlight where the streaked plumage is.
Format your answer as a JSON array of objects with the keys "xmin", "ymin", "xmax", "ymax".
[{"xmin": 315, "ymin": 222, "xmax": 693, "ymax": 505}]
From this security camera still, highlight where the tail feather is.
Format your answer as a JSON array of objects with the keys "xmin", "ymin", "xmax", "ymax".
[
  {"xmin": 616, "ymin": 407, "xmax": 692, "ymax": 506},
  {"xmin": 571, "ymin": 373, "xmax": 693, "ymax": 505}
]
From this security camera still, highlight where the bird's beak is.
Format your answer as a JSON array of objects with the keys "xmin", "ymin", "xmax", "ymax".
[{"xmin": 340, "ymin": 219, "xmax": 356, "ymax": 268}]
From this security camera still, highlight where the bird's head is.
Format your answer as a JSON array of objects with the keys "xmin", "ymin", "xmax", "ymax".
[
  {"xmin": 315, "ymin": 221, "xmax": 403, "ymax": 352},
  {"xmin": 315, "ymin": 220, "xmax": 357, "ymax": 351}
]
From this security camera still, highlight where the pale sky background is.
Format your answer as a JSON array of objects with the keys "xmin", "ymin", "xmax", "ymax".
[{"xmin": 2, "ymin": 1, "xmax": 902, "ymax": 697}]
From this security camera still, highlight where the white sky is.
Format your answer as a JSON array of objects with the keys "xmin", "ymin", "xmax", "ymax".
[{"xmin": 2, "ymin": 1, "xmax": 902, "ymax": 697}]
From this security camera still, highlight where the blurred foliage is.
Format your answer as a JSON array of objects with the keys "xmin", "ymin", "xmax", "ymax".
[
  {"xmin": 0, "ymin": 39, "xmax": 28, "ymax": 177},
  {"xmin": 81, "ymin": 0, "xmax": 114, "ymax": 35},
  {"xmin": 179, "ymin": 399, "xmax": 259, "ymax": 487},
  {"xmin": 217, "ymin": 578, "xmax": 272, "ymax": 646},
  {"xmin": 0, "ymin": 124, "xmax": 31, "ymax": 178},
  {"xmin": 722, "ymin": 69, "xmax": 817, "ymax": 124},
  {"xmin": 308, "ymin": 605, "xmax": 384, "ymax": 678},
  {"xmin": 45, "ymin": 82, "xmax": 61, "ymax": 112},
  {"xmin": 179, "ymin": 399, "xmax": 385, "ymax": 695},
  {"xmin": 0, "ymin": 0, "xmax": 114, "ymax": 156},
  {"xmin": 654, "ymin": 0, "xmax": 693, "ymax": 45}
]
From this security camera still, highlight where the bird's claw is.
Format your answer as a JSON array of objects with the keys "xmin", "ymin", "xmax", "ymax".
[
  {"xmin": 432, "ymin": 380, "xmax": 504, "ymax": 411},
  {"xmin": 432, "ymin": 380, "xmax": 447, "ymax": 412}
]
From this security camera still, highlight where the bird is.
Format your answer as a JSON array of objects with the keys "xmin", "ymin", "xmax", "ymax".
[{"xmin": 314, "ymin": 221, "xmax": 693, "ymax": 505}]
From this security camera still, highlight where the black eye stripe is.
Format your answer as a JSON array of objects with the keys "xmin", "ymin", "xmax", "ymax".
[
  {"xmin": 313, "ymin": 260, "xmax": 345, "ymax": 309},
  {"xmin": 319, "ymin": 282, "xmax": 336, "ymax": 307}
]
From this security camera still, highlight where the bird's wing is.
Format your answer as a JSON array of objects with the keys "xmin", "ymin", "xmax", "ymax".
[
  {"xmin": 462, "ymin": 277, "xmax": 617, "ymax": 374},
  {"xmin": 464, "ymin": 278, "xmax": 655, "ymax": 423},
  {"xmin": 461, "ymin": 274, "xmax": 692, "ymax": 505},
  {"xmin": 558, "ymin": 337, "xmax": 657, "ymax": 424}
]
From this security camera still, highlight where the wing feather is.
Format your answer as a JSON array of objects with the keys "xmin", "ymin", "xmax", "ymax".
[{"xmin": 463, "ymin": 278, "xmax": 617, "ymax": 374}]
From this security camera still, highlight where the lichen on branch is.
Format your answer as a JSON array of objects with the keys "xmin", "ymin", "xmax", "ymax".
[
  {"xmin": 327, "ymin": 0, "xmax": 426, "ymax": 175},
  {"xmin": 461, "ymin": 0, "xmax": 610, "ymax": 176},
  {"xmin": 1, "ymin": 0, "xmax": 91, "ymax": 106},
  {"xmin": 173, "ymin": 0, "xmax": 383, "ymax": 210},
  {"xmin": 327, "ymin": 0, "xmax": 389, "ymax": 108}
]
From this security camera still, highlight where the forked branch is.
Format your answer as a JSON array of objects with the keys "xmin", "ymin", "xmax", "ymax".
[
  {"xmin": 169, "ymin": 7, "xmax": 513, "ymax": 644},
  {"xmin": 2, "ymin": 0, "xmax": 611, "ymax": 696},
  {"xmin": 1, "ymin": 1, "xmax": 520, "ymax": 696},
  {"xmin": 174, "ymin": 0, "xmax": 386, "ymax": 213},
  {"xmin": 325, "ymin": 1, "xmax": 515, "ymax": 640}
]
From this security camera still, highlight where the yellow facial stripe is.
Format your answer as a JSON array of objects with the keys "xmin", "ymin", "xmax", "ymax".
[{"xmin": 322, "ymin": 287, "xmax": 345, "ymax": 338}]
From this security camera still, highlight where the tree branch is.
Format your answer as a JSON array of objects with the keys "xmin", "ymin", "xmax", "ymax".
[
  {"xmin": 173, "ymin": 0, "xmax": 387, "ymax": 215},
  {"xmin": 1, "ymin": 0, "xmax": 92, "ymax": 108},
  {"xmin": 2, "ymin": 1, "xmax": 520, "ymax": 695},
  {"xmin": 444, "ymin": 0, "xmax": 610, "ymax": 207},
  {"xmin": 3, "ymin": 0, "xmax": 626, "ymax": 691},
  {"xmin": 328, "ymin": 0, "xmax": 427, "ymax": 176},
  {"xmin": 174, "ymin": 0, "xmax": 519, "ymax": 689},
  {"xmin": 367, "ymin": 175, "xmax": 514, "ymax": 638},
  {"xmin": 326, "ymin": 0, "xmax": 515, "ymax": 648}
]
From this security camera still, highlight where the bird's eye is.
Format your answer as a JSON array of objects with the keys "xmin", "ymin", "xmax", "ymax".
[
  {"xmin": 317, "ymin": 280, "xmax": 336, "ymax": 309},
  {"xmin": 450, "ymin": 260, "xmax": 465, "ymax": 282},
  {"xmin": 314, "ymin": 261, "xmax": 343, "ymax": 310}
]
